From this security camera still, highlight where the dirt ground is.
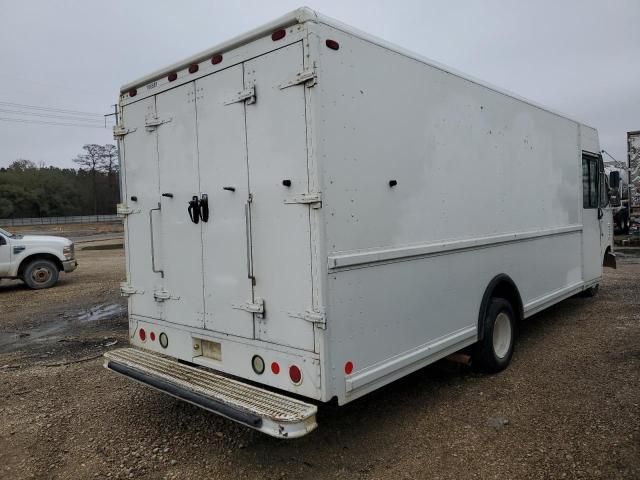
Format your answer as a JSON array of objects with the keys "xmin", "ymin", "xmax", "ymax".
[{"xmin": 1, "ymin": 242, "xmax": 639, "ymax": 480}]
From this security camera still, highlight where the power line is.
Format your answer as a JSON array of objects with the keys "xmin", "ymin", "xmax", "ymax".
[
  {"xmin": 0, "ymin": 100, "xmax": 104, "ymax": 117},
  {"xmin": 0, "ymin": 117, "xmax": 110, "ymax": 129},
  {"xmin": 0, "ymin": 107, "xmax": 108, "ymax": 123}
]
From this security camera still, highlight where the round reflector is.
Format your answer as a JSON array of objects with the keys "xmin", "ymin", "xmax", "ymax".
[
  {"xmin": 138, "ymin": 328, "xmax": 146, "ymax": 341},
  {"xmin": 325, "ymin": 39, "xmax": 340, "ymax": 50},
  {"xmin": 344, "ymin": 361, "xmax": 354, "ymax": 375},
  {"xmin": 271, "ymin": 29, "xmax": 286, "ymax": 41},
  {"xmin": 159, "ymin": 332, "xmax": 168, "ymax": 348},
  {"xmin": 150, "ymin": 332, "xmax": 156, "ymax": 342},
  {"xmin": 289, "ymin": 365, "xmax": 302, "ymax": 384},
  {"xmin": 168, "ymin": 72, "xmax": 177, "ymax": 82},
  {"xmin": 271, "ymin": 362, "xmax": 280, "ymax": 375},
  {"xmin": 188, "ymin": 64, "xmax": 199, "ymax": 74},
  {"xmin": 252, "ymin": 355, "xmax": 265, "ymax": 375},
  {"xmin": 211, "ymin": 54, "xmax": 223, "ymax": 65},
  {"xmin": 128, "ymin": 88, "xmax": 137, "ymax": 98}
]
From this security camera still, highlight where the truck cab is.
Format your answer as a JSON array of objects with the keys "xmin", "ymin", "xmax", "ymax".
[{"xmin": 0, "ymin": 227, "xmax": 77, "ymax": 289}]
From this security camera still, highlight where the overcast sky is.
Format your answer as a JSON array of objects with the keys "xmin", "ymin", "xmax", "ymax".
[{"xmin": 0, "ymin": 0, "xmax": 638, "ymax": 168}]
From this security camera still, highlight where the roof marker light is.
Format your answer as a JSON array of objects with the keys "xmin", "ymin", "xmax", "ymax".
[
  {"xmin": 271, "ymin": 29, "xmax": 286, "ymax": 41},
  {"xmin": 128, "ymin": 88, "xmax": 137, "ymax": 98},
  {"xmin": 168, "ymin": 72, "xmax": 177, "ymax": 82},
  {"xmin": 188, "ymin": 64, "xmax": 199, "ymax": 74},
  {"xmin": 326, "ymin": 39, "xmax": 340, "ymax": 50},
  {"xmin": 211, "ymin": 54, "xmax": 223, "ymax": 65}
]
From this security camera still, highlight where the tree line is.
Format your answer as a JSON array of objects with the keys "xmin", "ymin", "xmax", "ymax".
[{"xmin": 0, "ymin": 144, "xmax": 120, "ymax": 218}]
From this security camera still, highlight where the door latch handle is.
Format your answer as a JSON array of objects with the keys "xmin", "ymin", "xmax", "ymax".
[
  {"xmin": 188, "ymin": 196, "xmax": 200, "ymax": 224},
  {"xmin": 199, "ymin": 194, "xmax": 209, "ymax": 222}
]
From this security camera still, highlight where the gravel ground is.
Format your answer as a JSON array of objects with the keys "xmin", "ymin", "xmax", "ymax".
[{"xmin": 0, "ymin": 244, "xmax": 638, "ymax": 480}]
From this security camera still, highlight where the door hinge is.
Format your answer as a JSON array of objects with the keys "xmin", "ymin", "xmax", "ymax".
[
  {"xmin": 145, "ymin": 115, "xmax": 172, "ymax": 131},
  {"xmin": 284, "ymin": 192, "xmax": 322, "ymax": 208},
  {"xmin": 224, "ymin": 85, "xmax": 256, "ymax": 105},
  {"xmin": 153, "ymin": 289, "xmax": 180, "ymax": 302},
  {"xmin": 289, "ymin": 309, "xmax": 326, "ymax": 329},
  {"xmin": 279, "ymin": 69, "xmax": 317, "ymax": 89},
  {"xmin": 232, "ymin": 298, "xmax": 265, "ymax": 317},
  {"xmin": 120, "ymin": 282, "xmax": 143, "ymax": 297},
  {"xmin": 117, "ymin": 203, "xmax": 141, "ymax": 217},
  {"xmin": 113, "ymin": 125, "xmax": 137, "ymax": 139}
]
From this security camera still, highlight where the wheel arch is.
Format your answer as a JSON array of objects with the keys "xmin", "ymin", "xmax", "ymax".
[
  {"xmin": 17, "ymin": 253, "xmax": 64, "ymax": 277},
  {"xmin": 478, "ymin": 274, "xmax": 524, "ymax": 341}
]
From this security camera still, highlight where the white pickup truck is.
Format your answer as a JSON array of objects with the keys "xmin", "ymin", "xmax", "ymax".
[{"xmin": 0, "ymin": 227, "xmax": 77, "ymax": 289}]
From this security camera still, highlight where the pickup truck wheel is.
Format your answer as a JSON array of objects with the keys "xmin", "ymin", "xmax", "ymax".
[
  {"xmin": 473, "ymin": 298, "xmax": 516, "ymax": 373},
  {"xmin": 23, "ymin": 259, "xmax": 59, "ymax": 289}
]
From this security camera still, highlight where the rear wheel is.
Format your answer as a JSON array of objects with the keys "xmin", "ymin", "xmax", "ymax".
[
  {"xmin": 23, "ymin": 259, "xmax": 59, "ymax": 289},
  {"xmin": 474, "ymin": 298, "xmax": 516, "ymax": 373}
]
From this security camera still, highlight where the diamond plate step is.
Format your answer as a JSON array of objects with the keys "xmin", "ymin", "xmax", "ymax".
[{"xmin": 104, "ymin": 348, "xmax": 317, "ymax": 438}]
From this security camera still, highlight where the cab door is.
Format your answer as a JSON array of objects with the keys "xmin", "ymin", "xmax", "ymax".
[
  {"xmin": 0, "ymin": 233, "xmax": 10, "ymax": 276},
  {"xmin": 582, "ymin": 151, "xmax": 603, "ymax": 282}
]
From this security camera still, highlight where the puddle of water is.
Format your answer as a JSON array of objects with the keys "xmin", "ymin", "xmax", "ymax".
[
  {"xmin": 0, "ymin": 302, "xmax": 127, "ymax": 354},
  {"xmin": 76, "ymin": 303, "xmax": 127, "ymax": 322}
]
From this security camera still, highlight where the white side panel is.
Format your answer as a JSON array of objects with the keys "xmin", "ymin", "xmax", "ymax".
[
  {"xmin": 245, "ymin": 42, "xmax": 315, "ymax": 352},
  {"xmin": 313, "ymin": 26, "xmax": 592, "ymax": 402},
  {"xmin": 196, "ymin": 65, "xmax": 255, "ymax": 339},
  {"xmin": 316, "ymin": 29, "xmax": 581, "ymax": 254},
  {"xmin": 329, "ymin": 232, "xmax": 583, "ymax": 402},
  {"xmin": 120, "ymin": 97, "xmax": 163, "ymax": 320},
  {"xmin": 155, "ymin": 83, "xmax": 204, "ymax": 328}
]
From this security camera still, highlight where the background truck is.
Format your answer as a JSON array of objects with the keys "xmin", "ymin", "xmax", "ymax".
[
  {"xmin": 604, "ymin": 161, "xmax": 630, "ymax": 233},
  {"xmin": 0, "ymin": 227, "xmax": 77, "ymax": 288},
  {"xmin": 105, "ymin": 7, "xmax": 615, "ymax": 438},
  {"xmin": 629, "ymin": 130, "xmax": 640, "ymax": 212}
]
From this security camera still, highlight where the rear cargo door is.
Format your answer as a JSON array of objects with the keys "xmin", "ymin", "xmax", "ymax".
[
  {"xmin": 155, "ymin": 83, "xmax": 204, "ymax": 328},
  {"xmin": 245, "ymin": 42, "xmax": 315, "ymax": 351},
  {"xmin": 120, "ymin": 97, "xmax": 163, "ymax": 320},
  {"xmin": 196, "ymin": 65, "xmax": 255, "ymax": 338}
]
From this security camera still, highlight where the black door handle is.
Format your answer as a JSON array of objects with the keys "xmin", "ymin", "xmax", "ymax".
[
  {"xmin": 188, "ymin": 196, "xmax": 200, "ymax": 224},
  {"xmin": 199, "ymin": 194, "xmax": 209, "ymax": 222}
]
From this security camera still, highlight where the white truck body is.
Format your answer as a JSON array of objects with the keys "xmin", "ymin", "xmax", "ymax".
[{"xmin": 107, "ymin": 8, "xmax": 614, "ymax": 438}]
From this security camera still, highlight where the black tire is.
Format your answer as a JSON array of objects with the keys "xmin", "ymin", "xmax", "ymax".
[
  {"xmin": 473, "ymin": 298, "xmax": 516, "ymax": 373},
  {"xmin": 584, "ymin": 285, "xmax": 599, "ymax": 298},
  {"xmin": 22, "ymin": 259, "xmax": 59, "ymax": 289}
]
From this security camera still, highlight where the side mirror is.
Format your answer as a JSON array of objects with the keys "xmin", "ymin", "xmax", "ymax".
[{"xmin": 609, "ymin": 171, "xmax": 620, "ymax": 190}]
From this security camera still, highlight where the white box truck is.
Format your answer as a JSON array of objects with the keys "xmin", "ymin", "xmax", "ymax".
[{"xmin": 105, "ymin": 7, "xmax": 616, "ymax": 438}]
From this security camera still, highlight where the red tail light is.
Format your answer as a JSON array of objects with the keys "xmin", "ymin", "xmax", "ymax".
[
  {"xmin": 344, "ymin": 361, "xmax": 354, "ymax": 375},
  {"xmin": 211, "ymin": 54, "xmax": 223, "ymax": 65},
  {"xmin": 128, "ymin": 88, "xmax": 137, "ymax": 98},
  {"xmin": 271, "ymin": 362, "xmax": 280, "ymax": 374},
  {"xmin": 188, "ymin": 64, "xmax": 199, "ymax": 74},
  {"xmin": 289, "ymin": 365, "xmax": 302, "ymax": 384},
  {"xmin": 168, "ymin": 72, "xmax": 177, "ymax": 82},
  {"xmin": 150, "ymin": 332, "xmax": 156, "ymax": 342},
  {"xmin": 138, "ymin": 328, "xmax": 146, "ymax": 341}
]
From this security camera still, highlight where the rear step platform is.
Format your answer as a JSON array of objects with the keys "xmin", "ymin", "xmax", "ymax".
[{"xmin": 104, "ymin": 348, "xmax": 317, "ymax": 438}]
